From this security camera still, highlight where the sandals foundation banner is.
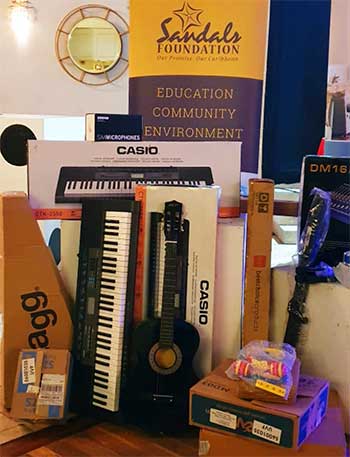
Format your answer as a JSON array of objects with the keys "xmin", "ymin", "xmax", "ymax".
[{"xmin": 128, "ymin": 0, "xmax": 269, "ymax": 174}]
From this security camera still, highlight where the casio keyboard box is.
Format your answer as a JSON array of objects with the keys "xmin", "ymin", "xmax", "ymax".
[
  {"xmin": 135, "ymin": 185, "xmax": 219, "ymax": 377},
  {"xmin": 300, "ymin": 156, "xmax": 350, "ymax": 265},
  {"xmin": 85, "ymin": 113, "xmax": 143, "ymax": 141},
  {"xmin": 0, "ymin": 193, "xmax": 72, "ymax": 409},
  {"xmin": 27, "ymin": 140, "xmax": 241, "ymax": 219},
  {"xmin": 190, "ymin": 359, "xmax": 330, "ymax": 450},
  {"xmin": 11, "ymin": 349, "xmax": 71, "ymax": 420}
]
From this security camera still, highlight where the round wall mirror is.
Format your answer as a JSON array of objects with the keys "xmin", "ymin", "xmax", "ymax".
[
  {"xmin": 67, "ymin": 17, "xmax": 122, "ymax": 74},
  {"xmin": 55, "ymin": 5, "xmax": 129, "ymax": 86}
]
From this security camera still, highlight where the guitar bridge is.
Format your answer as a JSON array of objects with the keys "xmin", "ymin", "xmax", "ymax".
[{"xmin": 152, "ymin": 394, "xmax": 174, "ymax": 404}]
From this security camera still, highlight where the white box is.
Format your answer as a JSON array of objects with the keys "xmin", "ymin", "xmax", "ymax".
[
  {"xmin": 27, "ymin": 140, "xmax": 241, "ymax": 219},
  {"xmin": 213, "ymin": 218, "xmax": 245, "ymax": 367},
  {"xmin": 0, "ymin": 116, "xmax": 43, "ymax": 193},
  {"xmin": 135, "ymin": 185, "xmax": 219, "ymax": 377}
]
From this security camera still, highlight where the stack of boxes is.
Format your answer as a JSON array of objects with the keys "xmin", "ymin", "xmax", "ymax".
[{"xmin": 189, "ymin": 359, "xmax": 347, "ymax": 456}]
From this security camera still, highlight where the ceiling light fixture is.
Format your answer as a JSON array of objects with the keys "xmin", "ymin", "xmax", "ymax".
[{"xmin": 9, "ymin": 0, "xmax": 35, "ymax": 46}]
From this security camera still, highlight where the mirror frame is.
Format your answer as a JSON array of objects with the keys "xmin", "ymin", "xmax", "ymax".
[{"xmin": 55, "ymin": 4, "xmax": 129, "ymax": 86}]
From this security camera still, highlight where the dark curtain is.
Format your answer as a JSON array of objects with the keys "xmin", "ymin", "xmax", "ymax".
[{"xmin": 262, "ymin": 0, "xmax": 331, "ymax": 183}]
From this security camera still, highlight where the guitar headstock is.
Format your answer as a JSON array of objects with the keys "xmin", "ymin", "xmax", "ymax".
[{"xmin": 164, "ymin": 200, "xmax": 182, "ymax": 242}]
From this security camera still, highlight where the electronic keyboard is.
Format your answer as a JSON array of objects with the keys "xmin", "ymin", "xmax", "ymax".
[
  {"xmin": 55, "ymin": 166, "xmax": 214, "ymax": 203},
  {"xmin": 70, "ymin": 199, "xmax": 140, "ymax": 417},
  {"xmin": 330, "ymin": 183, "xmax": 350, "ymax": 224}
]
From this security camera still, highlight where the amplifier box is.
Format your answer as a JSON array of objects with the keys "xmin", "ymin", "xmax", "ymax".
[
  {"xmin": 300, "ymin": 155, "xmax": 350, "ymax": 265},
  {"xmin": 135, "ymin": 185, "xmax": 219, "ymax": 377},
  {"xmin": 27, "ymin": 140, "xmax": 241, "ymax": 219}
]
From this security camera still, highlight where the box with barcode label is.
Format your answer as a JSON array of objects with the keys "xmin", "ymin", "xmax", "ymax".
[
  {"xmin": 11, "ymin": 349, "xmax": 71, "ymax": 420},
  {"xmin": 190, "ymin": 359, "xmax": 329, "ymax": 450}
]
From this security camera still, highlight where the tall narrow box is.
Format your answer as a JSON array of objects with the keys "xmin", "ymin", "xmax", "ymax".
[{"xmin": 242, "ymin": 179, "xmax": 274, "ymax": 345}]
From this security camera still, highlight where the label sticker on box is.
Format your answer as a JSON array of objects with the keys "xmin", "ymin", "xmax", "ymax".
[
  {"xmin": 27, "ymin": 385, "xmax": 40, "ymax": 394},
  {"xmin": 37, "ymin": 374, "xmax": 65, "ymax": 406},
  {"xmin": 209, "ymin": 408, "xmax": 237, "ymax": 430},
  {"xmin": 22, "ymin": 358, "xmax": 36, "ymax": 384},
  {"xmin": 255, "ymin": 379, "xmax": 286, "ymax": 398},
  {"xmin": 199, "ymin": 440, "xmax": 210, "ymax": 456},
  {"xmin": 252, "ymin": 420, "xmax": 282, "ymax": 444}
]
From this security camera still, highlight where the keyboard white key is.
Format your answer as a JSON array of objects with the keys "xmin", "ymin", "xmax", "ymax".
[{"xmin": 92, "ymin": 209, "xmax": 131, "ymax": 413}]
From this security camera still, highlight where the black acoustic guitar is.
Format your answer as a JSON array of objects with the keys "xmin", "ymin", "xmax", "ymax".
[{"xmin": 126, "ymin": 200, "xmax": 200, "ymax": 430}]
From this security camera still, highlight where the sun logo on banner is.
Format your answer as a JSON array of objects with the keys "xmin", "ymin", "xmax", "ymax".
[{"xmin": 173, "ymin": 1, "xmax": 203, "ymax": 32}]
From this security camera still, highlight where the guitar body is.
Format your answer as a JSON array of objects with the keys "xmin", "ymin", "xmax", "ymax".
[{"xmin": 126, "ymin": 318, "xmax": 199, "ymax": 429}]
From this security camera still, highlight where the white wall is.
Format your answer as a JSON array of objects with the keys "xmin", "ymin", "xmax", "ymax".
[
  {"xmin": 0, "ymin": 0, "xmax": 129, "ymax": 116},
  {"xmin": 329, "ymin": 0, "xmax": 350, "ymax": 68}
]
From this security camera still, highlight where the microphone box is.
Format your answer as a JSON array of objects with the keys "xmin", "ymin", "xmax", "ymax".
[
  {"xmin": 27, "ymin": 140, "xmax": 241, "ymax": 220},
  {"xmin": 85, "ymin": 113, "xmax": 143, "ymax": 142}
]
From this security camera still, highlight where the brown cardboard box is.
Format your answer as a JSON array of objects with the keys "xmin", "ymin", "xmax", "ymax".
[
  {"xmin": 0, "ymin": 193, "xmax": 73, "ymax": 409},
  {"xmin": 198, "ymin": 391, "xmax": 346, "ymax": 456},
  {"xmin": 190, "ymin": 359, "xmax": 329, "ymax": 450},
  {"xmin": 242, "ymin": 179, "xmax": 274, "ymax": 345},
  {"xmin": 11, "ymin": 349, "xmax": 71, "ymax": 420}
]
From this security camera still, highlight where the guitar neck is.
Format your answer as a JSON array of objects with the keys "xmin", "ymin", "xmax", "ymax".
[{"xmin": 159, "ymin": 241, "xmax": 178, "ymax": 348}]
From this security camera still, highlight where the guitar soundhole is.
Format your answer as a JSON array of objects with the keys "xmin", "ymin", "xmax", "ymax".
[{"xmin": 149, "ymin": 343, "xmax": 182, "ymax": 375}]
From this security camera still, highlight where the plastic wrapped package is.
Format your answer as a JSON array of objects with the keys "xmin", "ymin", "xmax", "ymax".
[{"xmin": 226, "ymin": 340, "xmax": 296, "ymax": 399}]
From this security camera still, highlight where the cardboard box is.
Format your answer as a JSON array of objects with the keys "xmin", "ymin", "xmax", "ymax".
[
  {"xmin": 0, "ymin": 193, "xmax": 73, "ymax": 409},
  {"xmin": 190, "ymin": 359, "xmax": 329, "ymax": 450},
  {"xmin": 11, "ymin": 349, "xmax": 71, "ymax": 420},
  {"xmin": 213, "ymin": 218, "xmax": 245, "ymax": 368},
  {"xmin": 242, "ymin": 179, "xmax": 274, "ymax": 345},
  {"xmin": 199, "ymin": 391, "xmax": 346, "ymax": 455},
  {"xmin": 135, "ymin": 185, "xmax": 219, "ymax": 377},
  {"xmin": 28, "ymin": 140, "xmax": 241, "ymax": 219}
]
